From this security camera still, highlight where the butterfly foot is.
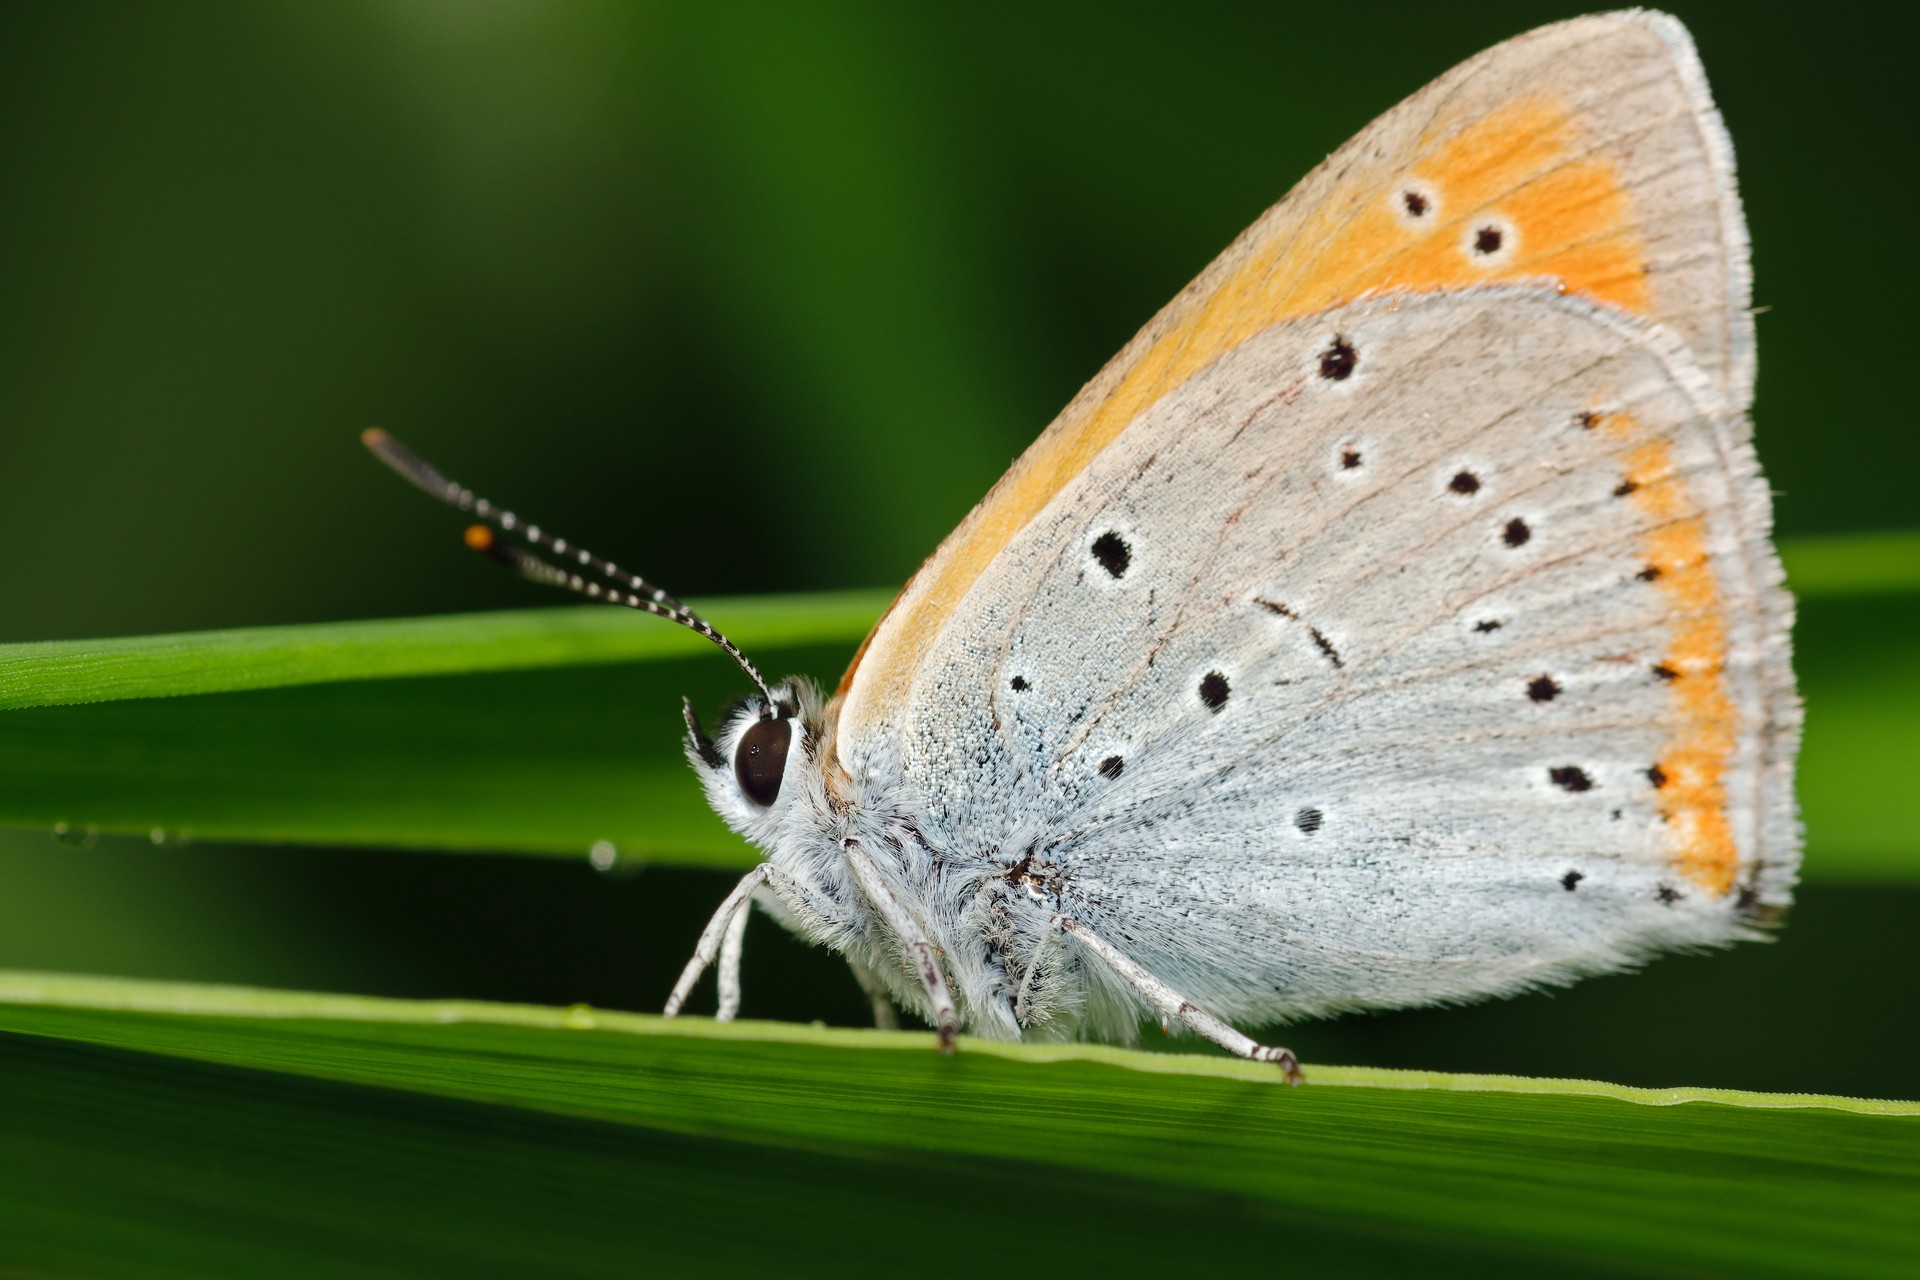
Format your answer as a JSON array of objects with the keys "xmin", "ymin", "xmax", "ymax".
[
  {"xmin": 1252, "ymin": 1043, "xmax": 1305, "ymax": 1085},
  {"xmin": 937, "ymin": 1019, "xmax": 958, "ymax": 1055}
]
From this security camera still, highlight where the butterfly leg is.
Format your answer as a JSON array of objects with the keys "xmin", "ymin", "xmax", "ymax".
[
  {"xmin": 1057, "ymin": 916, "xmax": 1303, "ymax": 1084},
  {"xmin": 1012, "ymin": 921, "xmax": 1059, "ymax": 1028},
  {"xmin": 664, "ymin": 864, "xmax": 769, "ymax": 1018},
  {"xmin": 845, "ymin": 957, "xmax": 902, "ymax": 1031},
  {"xmin": 842, "ymin": 837, "xmax": 960, "ymax": 1052},
  {"xmin": 714, "ymin": 896, "xmax": 753, "ymax": 1022}
]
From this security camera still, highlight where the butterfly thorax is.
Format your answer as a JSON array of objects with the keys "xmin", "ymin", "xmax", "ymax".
[{"xmin": 687, "ymin": 677, "xmax": 1128, "ymax": 1042}]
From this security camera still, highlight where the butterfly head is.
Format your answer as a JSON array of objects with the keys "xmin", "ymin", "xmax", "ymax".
[{"xmin": 683, "ymin": 678, "xmax": 834, "ymax": 840}]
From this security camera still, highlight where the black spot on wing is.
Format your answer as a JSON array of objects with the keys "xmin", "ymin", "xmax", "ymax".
[
  {"xmin": 1318, "ymin": 336, "xmax": 1357, "ymax": 381},
  {"xmin": 1549, "ymin": 765, "xmax": 1593, "ymax": 793},
  {"xmin": 1308, "ymin": 628, "xmax": 1342, "ymax": 667},
  {"xmin": 1253, "ymin": 598, "xmax": 1342, "ymax": 668},
  {"xmin": 1091, "ymin": 531, "xmax": 1131, "ymax": 579}
]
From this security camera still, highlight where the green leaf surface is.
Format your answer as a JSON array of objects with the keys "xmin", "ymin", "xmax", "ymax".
[
  {"xmin": 0, "ymin": 591, "xmax": 895, "ymax": 712},
  {"xmin": 1779, "ymin": 530, "xmax": 1920, "ymax": 599},
  {"xmin": 0, "ymin": 972, "xmax": 1914, "ymax": 1279},
  {"xmin": 0, "ymin": 535, "xmax": 1914, "ymax": 876},
  {"xmin": 0, "ymin": 595, "xmax": 888, "ymax": 866}
]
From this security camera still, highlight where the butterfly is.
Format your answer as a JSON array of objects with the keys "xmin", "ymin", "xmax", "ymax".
[{"xmin": 368, "ymin": 10, "xmax": 1799, "ymax": 1082}]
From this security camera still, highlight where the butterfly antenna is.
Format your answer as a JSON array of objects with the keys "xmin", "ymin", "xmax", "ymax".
[{"xmin": 361, "ymin": 428, "xmax": 776, "ymax": 707}]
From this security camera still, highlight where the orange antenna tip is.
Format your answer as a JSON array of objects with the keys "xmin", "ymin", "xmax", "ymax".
[{"xmin": 362, "ymin": 432, "xmax": 775, "ymax": 703}]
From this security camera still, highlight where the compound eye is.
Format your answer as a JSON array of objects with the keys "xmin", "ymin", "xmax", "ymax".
[{"xmin": 734, "ymin": 716, "xmax": 791, "ymax": 807}]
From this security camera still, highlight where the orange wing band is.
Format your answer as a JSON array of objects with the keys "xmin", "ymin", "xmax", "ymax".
[
  {"xmin": 841, "ymin": 94, "xmax": 1652, "ymax": 703},
  {"xmin": 1603, "ymin": 415, "xmax": 1739, "ymax": 896}
]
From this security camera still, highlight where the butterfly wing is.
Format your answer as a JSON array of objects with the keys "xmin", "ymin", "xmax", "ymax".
[
  {"xmin": 860, "ymin": 285, "xmax": 1796, "ymax": 1022},
  {"xmin": 838, "ymin": 10, "xmax": 1752, "ymax": 749}
]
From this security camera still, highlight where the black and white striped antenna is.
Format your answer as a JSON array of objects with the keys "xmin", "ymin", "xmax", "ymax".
[{"xmin": 362, "ymin": 429, "xmax": 775, "ymax": 707}]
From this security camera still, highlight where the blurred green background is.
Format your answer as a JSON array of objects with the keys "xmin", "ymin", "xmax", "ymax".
[{"xmin": 1, "ymin": 2, "xmax": 1915, "ymax": 1097}]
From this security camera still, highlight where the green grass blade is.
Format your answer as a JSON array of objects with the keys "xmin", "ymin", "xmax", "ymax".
[
  {"xmin": 0, "ymin": 657, "xmax": 787, "ymax": 864},
  {"xmin": 4, "ymin": 970, "xmax": 1912, "ymax": 1111},
  {"xmin": 0, "ymin": 591, "xmax": 894, "ymax": 711},
  {"xmin": 0, "ymin": 594, "xmax": 888, "ymax": 866},
  {"xmin": 1781, "ymin": 530, "xmax": 1920, "ymax": 598},
  {"xmin": 0, "ymin": 972, "xmax": 1914, "ymax": 1280}
]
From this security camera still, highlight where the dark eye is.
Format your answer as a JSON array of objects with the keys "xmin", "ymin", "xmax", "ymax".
[{"xmin": 734, "ymin": 717, "xmax": 791, "ymax": 807}]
